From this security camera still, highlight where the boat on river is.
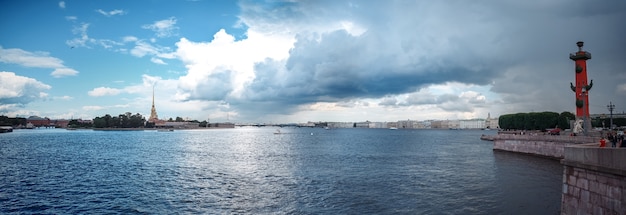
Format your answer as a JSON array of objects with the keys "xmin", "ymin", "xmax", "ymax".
[
  {"xmin": 158, "ymin": 129, "xmax": 174, "ymax": 132},
  {"xmin": 0, "ymin": 126, "xmax": 13, "ymax": 133}
]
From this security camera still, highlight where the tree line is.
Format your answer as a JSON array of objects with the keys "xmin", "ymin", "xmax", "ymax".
[
  {"xmin": 593, "ymin": 117, "xmax": 626, "ymax": 129},
  {"xmin": 92, "ymin": 112, "xmax": 146, "ymax": 128},
  {"xmin": 498, "ymin": 111, "xmax": 575, "ymax": 131},
  {"xmin": 92, "ymin": 113, "xmax": 205, "ymax": 128},
  {"xmin": 0, "ymin": 116, "xmax": 26, "ymax": 126}
]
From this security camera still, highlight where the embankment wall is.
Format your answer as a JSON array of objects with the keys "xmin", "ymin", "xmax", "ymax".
[
  {"xmin": 492, "ymin": 134, "xmax": 598, "ymax": 159},
  {"xmin": 561, "ymin": 144, "xmax": 626, "ymax": 214}
]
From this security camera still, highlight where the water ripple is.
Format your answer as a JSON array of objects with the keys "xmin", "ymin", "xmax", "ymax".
[{"xmin": 0, "ymin": 128, "xmax": 561, "ymax": 214}]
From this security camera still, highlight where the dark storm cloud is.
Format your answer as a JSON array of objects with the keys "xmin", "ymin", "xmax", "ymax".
[
  {"xmin": 230, "ymin": 0, "xmax": 626, "ymax": 117},
  {"xmin": 242, "ymin": 29, "xmax": 498, "ymax": 110}
]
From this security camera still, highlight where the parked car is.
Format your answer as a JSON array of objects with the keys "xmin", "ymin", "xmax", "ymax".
[{"xmin": 548, "ymin": 128, "xmax": 561, "ymax": 135}]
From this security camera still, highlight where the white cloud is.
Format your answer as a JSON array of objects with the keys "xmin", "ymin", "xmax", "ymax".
[
  {"xmin": 130, "ymin": 40, "xmax": 160, "ymax": 57},
  {"xmin": 51, "ymin": 68, "xmax": 79, "ymax": 78},
  {"xmin": 96, "ymin": 9, "xmax": 126, "ymax": 17},
  {"xmin": 66, "ymin": 23, "xmax": 132, "ymax": 51},
  {"xmin": 0, "ymin": 46, "xmax": 79, "ymax": 78},
  {"xmin": 66, "ymin": 23, "xmax": 93, "ymax": 48},
  {"xmin": 150, "ymin": 57, "xmax": 166, "ymax": 65},
  {"xmin": 459, "ymin": 91, "xmax": 486, "ymax": 104},
  {"xmin": 86, "ymin": 74, "xmax": 165, "ymax": 98},
  {"xmin": 82, "ymin": 104, "xmax": 131, "ymax": 112},
  {"xmin": 0, "ymin": 71, "xmax": 51, "ymax": 107},
  {"xmin": 59, "ymin": 1, "xmax": 65, "ymax": 9},
  {"xmin": 379, "ymin": 97, "xmax": 398, "ymax": 106},
  {"xmin": 88, "ymin": 87, "xmax": 122, "ymax": 97},
  {"xmin": 0, "ymin": 47, "xmax": 64, "ymax": 68},
  {"xmin": 123, "ymin": 36, "xmax": 138, "ymax": 43},
  {"xmin": 129, "ymin": 40, "xmax": 175, "ymax": 59},
  {"xmin": 54, "ymin": 95, "xmax": 73, "ymax": 100},
  {"xmin": 174, "ymin": 28, "xmax": 293, "ymax": 101},
  {"xmin": 142, "ymin": 17, "xmax": 178, "ymax": 38},
  {"xmin": 82, "ymin": 105, "xmax": 104, "ymax": 111},
  {"xmin": 65, "ymin": 16, "xmax": 77, "ymax": 21}
]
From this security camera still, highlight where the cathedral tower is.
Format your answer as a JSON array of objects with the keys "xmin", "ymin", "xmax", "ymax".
[{"xmin": 148, "ymin": 85, "xmax": 159, "ymax": 122}]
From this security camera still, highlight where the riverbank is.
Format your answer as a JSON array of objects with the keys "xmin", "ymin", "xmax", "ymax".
[
  {"xmin": 91, "ymin": 127, "xmax": 234, "ymax": 131},
  {"xmin": 482, "ymin": 134, "xmax": 598, "ymax": 159}
]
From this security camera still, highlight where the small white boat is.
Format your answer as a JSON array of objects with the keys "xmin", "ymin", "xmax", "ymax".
[
  {"xmin": 389, "ymin": 127, "xmax": 398, "ymax": 130},
  {"xmin": 273, "ymin": 129, "xmax": 282, "ymax": 134},
  {"xmin": 158, "ymin": 129, "xmax": 174, "ymax": 132}
]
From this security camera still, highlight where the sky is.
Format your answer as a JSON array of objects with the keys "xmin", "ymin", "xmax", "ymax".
[{"xmin": 1, "ymin": 0, "xmax": 625, "ymax": 124}]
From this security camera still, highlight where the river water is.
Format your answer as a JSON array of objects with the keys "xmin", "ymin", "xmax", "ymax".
[{"xmin": 0, "ymin": 127, "xmax": 562, "ymax": 214}]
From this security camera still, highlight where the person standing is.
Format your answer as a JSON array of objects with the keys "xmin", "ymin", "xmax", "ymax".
[
  {"xmin": 608, "ymin": 132, "xmax": 616, "ymax": 148},
  {"xmin": 599, "ymin": 137, "xmax": 607, "ymax": 148}
]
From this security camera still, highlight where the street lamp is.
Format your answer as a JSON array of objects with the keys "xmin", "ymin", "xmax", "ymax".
[{"xmin": 607, "ymin": 101, "xmax": 615, "ymax": 130}]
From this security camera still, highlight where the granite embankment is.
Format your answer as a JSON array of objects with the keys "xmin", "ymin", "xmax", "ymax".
[
  {"xmin": 488, "ymin": 134, "xmax": 598, "ymax": 159},
  {"xmin": 560, "ymin": 143, "xmax": 626, "ymax": 214}
]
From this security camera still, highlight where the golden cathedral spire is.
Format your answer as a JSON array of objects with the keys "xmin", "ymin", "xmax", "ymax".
[{"xmin": 148, "ymin": 85, "xmax": 159, "ymax": 122}]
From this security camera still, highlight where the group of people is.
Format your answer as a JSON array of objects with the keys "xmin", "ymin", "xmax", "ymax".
[{"xmin": 600, "ymin": 131, "xmax": 625, "ymax": 147}]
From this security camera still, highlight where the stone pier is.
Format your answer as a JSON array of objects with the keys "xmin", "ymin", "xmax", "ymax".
[
  {"xmin": 561, "ymin": 144, "xmax": 626, "ymax": 214},
  {"xmin": 491, "ymin": 134, "xmax": 598, "ymax": 159}
]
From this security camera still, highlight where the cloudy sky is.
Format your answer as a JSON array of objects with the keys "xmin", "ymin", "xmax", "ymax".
[{"xmin": 1, "ymin": 0, "xmax": 625, "ymax": 123}]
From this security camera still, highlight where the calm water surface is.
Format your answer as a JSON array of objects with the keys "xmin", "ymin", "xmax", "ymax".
[{"xmin": 0, "ymin": 128, "xmax": 562, "ymax": 214}]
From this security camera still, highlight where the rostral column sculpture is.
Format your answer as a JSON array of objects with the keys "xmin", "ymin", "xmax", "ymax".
[{"xmin": 569, "ymin": 41, "xmax": 592, "ymax": 131}]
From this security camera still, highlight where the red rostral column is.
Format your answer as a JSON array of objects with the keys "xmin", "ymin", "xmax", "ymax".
[{"xmin": 569, "ymin": 41, "xmax": 592, "ymax": 120}]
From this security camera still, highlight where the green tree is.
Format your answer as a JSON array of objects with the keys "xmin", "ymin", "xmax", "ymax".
[
  {"xmin": 498, "ymin": 111, "xmax": 563, "ymax": 130},
  {"xmin": 118, "ymin": 113, "xmax": 130, "ymax": 128},
  {"xmin": 558, "ymin": 112, "xmax": 575, "ymax": 129},
  {"xmin": 129, "ymin": 113, "xmax": 145, "ymax": 128},
  {"xmin": 93, "ymin": 117, "xmax": 106, "ymax": 128},
  {"xmin": 0, "ymin": 116, "xmax": 27, "ymax": 126},
  {"xmin": 101, "ymin": 114, "xmax": 112, "ymax": 127}
]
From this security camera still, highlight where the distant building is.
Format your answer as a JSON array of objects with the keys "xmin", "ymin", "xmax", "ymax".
[
  {"xmin": 155, "ymin": 121, "xmax": 201, "ymax": 129},
  {"xmin": 368, "ymin": 121, "xmax": 386, "ymax": 128},
  {"xmin": 430, "ymin": 120, "xmax": 444, "ymax": 129},
  {"xmin": 354, "ymin": 121, "xmax": 370, "ymax": 128},
  {"xmin": 53, "ymin": 120, "xmax": 70, "ymax": 128},
  {"xmin": 328, "ymin": 122, "xmax": 353, "ymax": 128},
  {"xmin": 26, "ymin": 116, "xmax": 51, "ymax": 127},
  {"xmin": 397, "ymin": 120, "xmax": 420, "ymax": 129},
  {"xmin": 208, "ymin": 122, "xmax": 235, "ymax": 128},
  {"xmin": 485, "ymin": 113, "xmax": 499, "ymax": 129},
  {"xmin": 448, "ymin": 120, "xmax": 460, "ymax": 129},
  {"xmin": 460, "ymin": 119, "xmax": 485, "ymax": 129}
]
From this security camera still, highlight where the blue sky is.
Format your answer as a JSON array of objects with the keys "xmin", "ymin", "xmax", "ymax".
[{"xmin": 1, "ymin": 0, "xmax": 625, "ymax": 123}]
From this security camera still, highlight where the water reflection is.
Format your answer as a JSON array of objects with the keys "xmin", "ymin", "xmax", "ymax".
[{"xmin": 1, "ymin": 128, "xmax": 562, "ymax": 214}]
